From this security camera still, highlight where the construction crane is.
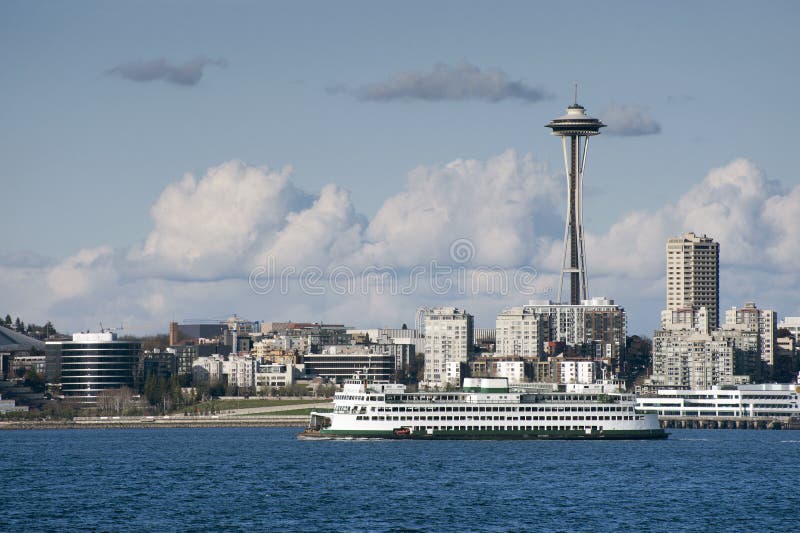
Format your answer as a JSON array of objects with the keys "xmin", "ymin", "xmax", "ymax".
[{"xmin": 99, "ymin": 322, "xmax": 124, "ymax": 334}]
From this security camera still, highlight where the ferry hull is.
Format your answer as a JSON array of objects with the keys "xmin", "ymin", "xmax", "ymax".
[{"xmin": 305, "ymin": 428, "xmax": 668, "ymax": 440}]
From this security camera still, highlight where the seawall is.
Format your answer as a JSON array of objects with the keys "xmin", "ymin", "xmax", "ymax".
[
  {"xmin": 660, "ymin": 416, "xmax": 800, "ymax": 430},
  {"xmin": 0, "ymin": 415, "xmax": 308, "ymax": 430}
]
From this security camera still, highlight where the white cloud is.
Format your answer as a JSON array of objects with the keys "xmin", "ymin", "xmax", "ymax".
[
  {"xmin": 133, "ymin": 160, "xmax": 313, "ymax": 279},
  {"xmin": 360, "ymin": 150, "xmax": 562, "ymax": 268},
  {"xmin": 588, "ymin": 158, "xmax": 797, "ymax": 278},
  {"xmin": 601, "ymin": 103, "xmax": 661, "ymax": 136},
  {"xmin": 3, "ymin": 153, "xmax": 800, "ymax": 335},
  {"xmin": 264, "ymin": 184, "xmax": 365, "ymax": 270},
  {"xmin": 47, "ymin": 246, "xmax": 116, "ymax": 300}
]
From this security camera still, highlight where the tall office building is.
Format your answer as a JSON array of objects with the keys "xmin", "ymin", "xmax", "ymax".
[
  {"xmin": 423, "ymin": 307, "xmax": 473, "ymax": 386},
  {"xmin": 666, "ymin": 232, "xmax": 720, "ymax": 328},
  {"xmin": 46, "ymin": 332, "xmax": 140, "ymax": 407}
]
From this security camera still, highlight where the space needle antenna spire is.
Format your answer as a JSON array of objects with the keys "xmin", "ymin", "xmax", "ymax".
[{"xmin": 546, "ymin": 87, "xmax": 605, "ymax": 305}]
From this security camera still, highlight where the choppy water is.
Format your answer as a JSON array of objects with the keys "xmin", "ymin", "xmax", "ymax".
[{"xmin": 2, "ymin": 427, "xmax": 799, "ymax": 532}]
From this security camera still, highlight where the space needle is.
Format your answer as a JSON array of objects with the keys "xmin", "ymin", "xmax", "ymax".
[{"xmin": 546, "ymin": 86, "xmax": 605, "ymax": 305}]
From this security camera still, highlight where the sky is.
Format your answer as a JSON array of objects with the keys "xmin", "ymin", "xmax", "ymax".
[{"xmin": 2, "ymin": 1, "xmax": 799, "ymax": 335}]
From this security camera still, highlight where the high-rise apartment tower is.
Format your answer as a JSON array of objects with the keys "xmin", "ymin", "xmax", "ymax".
[{"xmin": 666, "ymin": 232, "xmax": 720, "ymax": 328}]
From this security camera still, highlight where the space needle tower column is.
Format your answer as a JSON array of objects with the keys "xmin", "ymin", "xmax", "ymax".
[{"xmin": 546, "ymin": 89, "xmax": 605, "ymax": 305}]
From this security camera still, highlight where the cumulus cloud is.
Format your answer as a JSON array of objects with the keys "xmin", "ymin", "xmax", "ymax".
[
  {"xmin": 4, "ymin": 152, "xmax": 800, "ymax": 335},
  {"xmin": 601, "ymin": 103, "xmax": 662, "ymax": 136},
  {"xmin": 107, "ymin": 56, "xmax": 227, "ymax": 86},
  {"xmin": 329, "ymin": 62, "xmax": 551, "ymax": 103},
  {"xmin": 586, "ymin": 158, "xmax": 798, "ymax": 280},
  {"xmin": 264, "ymin": 184, "xmax": 366, "ymax": 269},
  {"xmin": 360, "ymin": 150, "xmax": 562, "ymax": 267},
  {"xmin": 132, "ymin": 160, "xmax": 314, "ymax": 279},
  {"xmin": 47, "ymin": 246, "xmax": 117, "ymax": 300}
]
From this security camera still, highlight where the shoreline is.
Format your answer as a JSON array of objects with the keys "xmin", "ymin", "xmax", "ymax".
[{"xmin": 0, "ymin": 416, "xmax": 308, "ymax": 430}]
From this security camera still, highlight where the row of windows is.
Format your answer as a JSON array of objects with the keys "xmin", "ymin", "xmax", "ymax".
[
  {"xmin": 415, "ymin": 425, "xmax": 602, "ymax": 432},
  {"xmin": 373, "ymin": 405, "xmax": 632, "ymax": 413},
  {"xmin": 357, "ymin": 415, "xmax": 642, "ymax": 422}
]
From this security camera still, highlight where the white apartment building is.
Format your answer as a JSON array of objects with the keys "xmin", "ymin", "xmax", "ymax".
[
  {"xmin": 495, "ymin": 297, "xmax": 626, "ymax": 360},
  {"xmin": 496, "ymin": 307, "xmax": 547, "ymax": 358},
  {"xmin": 666, "ymin": 232, "xmax": 720, "ymax": 328},
  {"xmin": 224, "ymin": 356, "xmax": 258, "ymax": 389},
  {"xmin": 559, "ymin": 360, "xmax": 597, "ymax": 384},
  {"xmin": 255, "ymin": 363, "xmax": 299, "ymax": 391},
  {"xmin": 661, "ymin": 306, "xmax": 709, "ymax": 333},
  {"xmin": 494, "ymin": 360, "xmax": 526, "ymax": 384},
  {"xmin": 648, "ymin": 308, "xmax": 761, "ymax": 390},
  {"xmin": 423, "ymin": 307, "xmax": 473, "ymax": 386},
  {"xmin": 192, "ymin": 355, "xmax": 225, "ymax": 384},
  {"xmin": 724, "ymin": 302, "xmax": 776, "ymax": 365},
  {"xmin": 445, "ymin": 361, "xmax": 462, "ymax": 386}
]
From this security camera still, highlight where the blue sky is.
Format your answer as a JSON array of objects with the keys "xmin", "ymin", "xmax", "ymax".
[{"xmin": 2, "ymin": 1, "xmax": 799, "ymax": 334}]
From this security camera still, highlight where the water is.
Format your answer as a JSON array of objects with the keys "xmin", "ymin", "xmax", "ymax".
[{"xmin": 2, "ymin": 428, "xmax": 799, "ymax": 532}]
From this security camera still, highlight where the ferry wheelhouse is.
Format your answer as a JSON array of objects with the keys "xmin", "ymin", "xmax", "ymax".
[{"xmin": 305, "ymin": 377, "xmax": 666, "ymax": 440}]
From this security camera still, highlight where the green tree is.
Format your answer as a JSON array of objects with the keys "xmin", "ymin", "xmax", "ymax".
[
  {"xmin": 143, "ymin": 374, "xmax": 159, "ymax": 405},
  {"xmin": 625, "ymin": 335, "xmax": 652, "ymax": 384},
  {"xmin": 23, "ymin": 368, "xmax": 46, "ymax": 393},
  {"xmin": 3, "ymin": 314, "xmax": 11, "ymax": 327}
]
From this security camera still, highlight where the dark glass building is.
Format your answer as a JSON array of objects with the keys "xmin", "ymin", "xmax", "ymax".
[{"xmin": 47, "ymin": 332, "xmax": 141, "ymax": 407}]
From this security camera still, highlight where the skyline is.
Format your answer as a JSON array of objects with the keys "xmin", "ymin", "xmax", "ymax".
[{"xmin": 3, "ymin": 1, "xmax": 800, "ymax": 334}]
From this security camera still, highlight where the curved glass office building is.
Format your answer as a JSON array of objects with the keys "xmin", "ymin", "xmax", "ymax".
[{"xmin": 48, "ymin": 332, "xmax": 141, "ymax": 407}]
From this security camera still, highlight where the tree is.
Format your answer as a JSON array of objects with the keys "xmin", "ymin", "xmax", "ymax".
[
  {"xmin": 23, "ymin": 369, "xmax": 45, "ymax": 393},
  {"xmin": 143, "ymin": 374, "xmax": 159, "ymax": 405},
  {"xmin": 3, "ymin": 314, "xmax": 11, "ymax": 327},
  {"xmin": 14, "ymin": 317, "xmax": 23, "ymax": 332},
  {"xmin": 625, "ymin": 335, "xmax": 653, "ymax": 384},
  {"xmin": 414, "ymin": 354, "xmax": 426, "ymax": 383}
]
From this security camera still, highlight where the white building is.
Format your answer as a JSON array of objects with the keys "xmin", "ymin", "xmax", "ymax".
[
  {"xmin": 495, "ymin": 306, "xmax": 547, "ymax": 358},
  {"xmin": 494, "ymin": 360, "xmax": 526, "ymax": 384},
  {"xmin": 255, "ymin": 363, "xmax": 299, "ymax": 391},
  {"xmin": 724, "ymin": 302, "xmax": 776, "ymax": 365},
  {"xmin": 445, "ymin": 361, "xmax": 461, "ymax": 386},
  {"xmin": 559, "ymin": 360, "xmax": 596, "ymax": 384},
  {"xmin": 192, "ymin": 355, "xmax": 225, "ymax": 384},
  {"xmin": 0, "ymin": 396, "xmax": 28, "ymax": 413},
  {"xmin": 661, "ymin": 306, "xmax": 709, "ymax": 333},
  {"xmin": 666, "ymin": 232, "xmax": 720, "ymax": 328},
  {"xmin": 637, "ymin": 384, "xmax": 800, "ymax": 419},
  {"xmin": 495, "ymin": 297, "xmax": 626, "ymax": 360},
  {"xmin": 224, "ymin": 356, "xmax": 258, "ymax": 389},
  {"xmin": 648, "ymin": 311, "xmax": 760, "ymax": 390},
  {"xmin": 423, "ymin": 307, "xmax": 473, "ymax": 387}
]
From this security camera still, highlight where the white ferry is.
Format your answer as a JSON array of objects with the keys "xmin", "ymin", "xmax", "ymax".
[{"xmin": 303, "ymin": 377, "xmax": 666, "ymax": 440}]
